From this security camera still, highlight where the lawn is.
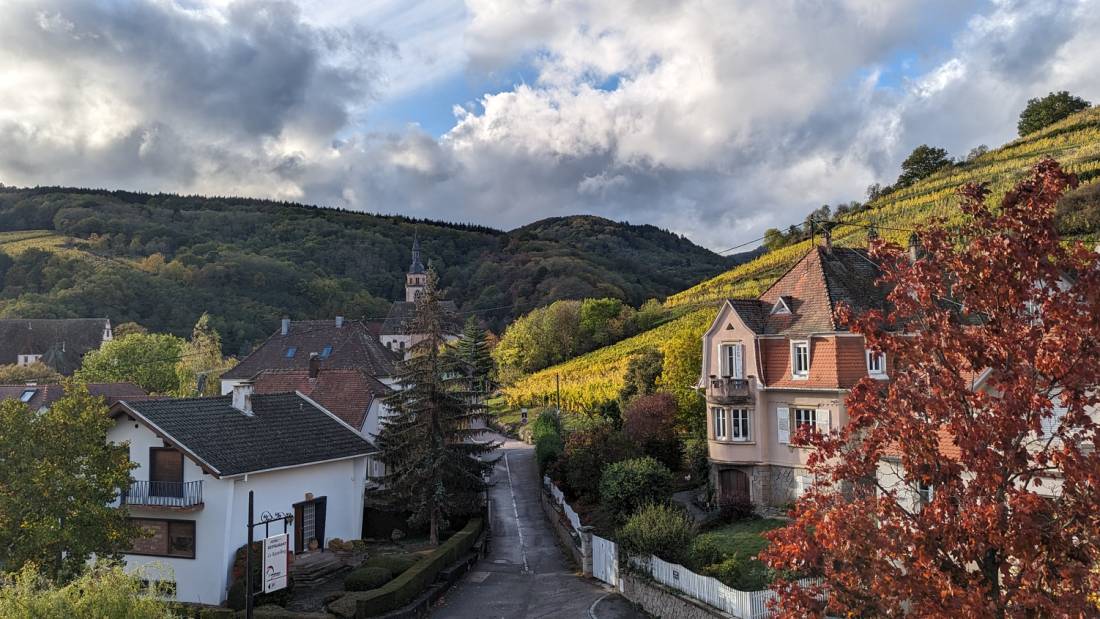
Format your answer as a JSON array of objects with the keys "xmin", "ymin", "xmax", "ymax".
[
  {"xmin": 697, "ymin": 518, "xmax": 785, "ymax": 558},
  {"xmin": 695, "ymin": 518, "xmax": 787, "ymax": 591}
]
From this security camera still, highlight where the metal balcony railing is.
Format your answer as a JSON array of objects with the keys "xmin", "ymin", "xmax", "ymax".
[{"xmin": 123, "ymin": 480, "xmax": 203, "ymax": 508}]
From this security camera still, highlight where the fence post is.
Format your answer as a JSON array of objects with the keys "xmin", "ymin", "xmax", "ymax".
[{"xmin": 579, "ymin": 525, "xmax": 594, "ymax": 577}]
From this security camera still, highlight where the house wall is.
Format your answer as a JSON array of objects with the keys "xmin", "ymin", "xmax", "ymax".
[{"xmin": 109, "ymin": 417, "xmax": 368, "ymax": 605}]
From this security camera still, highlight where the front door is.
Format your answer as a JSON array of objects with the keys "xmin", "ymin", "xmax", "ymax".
[
  {"xmin": 719, "ymin": 468, "xmax": 750, "ymax": 504},
  {"xmin": 293, "ymin": 497, "xmax": 327, "ymax": 553}
]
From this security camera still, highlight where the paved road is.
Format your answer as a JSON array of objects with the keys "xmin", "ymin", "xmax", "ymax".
[{"xmin": 434, "ymin": 437, "xmax": 643, "ymax": 619}]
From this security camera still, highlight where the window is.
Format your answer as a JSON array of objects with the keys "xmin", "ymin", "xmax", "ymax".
[
  {"xmin": 19, "ymin": 388, "xmax": 36, "ymax": 403},
  {"xmin": 791, "ymin": 341, "xmax": 809, "ymax": 377},
  {"xmin": 17, "ymin": 354, "xmax": 42, "ymax": 366},
  {"xmin": 866, "ymin": 349, "xmax": 886, "ymax": 377},
  {"xmin": 320, "ymin": 345, "xmax": 333, "ymax": 358},
  {"xmin": 712, "ymin": 407, "xmax": 726, "ymax": 439},
  {"xmin": 916, "ymin": 482, "xmax": 934, "ymax": 507},
  {"xmin": 127, "ymin": 519, "xmax": 195, "ymax": 559},
  {"xmin": 729, "ymin": 408, "xmax": 750, "ymax": 441},
  {"xmin": 794, "ymin": 408, "xmax": 817, "ymax": 430},
  {"xmin": 285, "ymin": 347, "xmax": 297, "ymax": 358},
  {"xmin": 150, "ymin": 448, "xmax": 184, "ymax": 498},
  {"xmin": 720, "ymin": 343, "xmax": 743, "ymax": 378}
]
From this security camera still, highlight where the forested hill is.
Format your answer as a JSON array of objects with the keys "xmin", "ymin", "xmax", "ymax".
[{"xmin": 0, "ymin": 187, "xmax": 737, "ymax": 354}]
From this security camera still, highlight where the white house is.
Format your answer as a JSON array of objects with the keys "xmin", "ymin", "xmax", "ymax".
[{"xmin": 108, "ymin": 384, "xmax": 376, "ymax": 604}]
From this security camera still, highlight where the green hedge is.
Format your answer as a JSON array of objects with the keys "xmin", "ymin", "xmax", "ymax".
[
  {"xmin": 328, "ymin": 517, "xmax": 484, "ymax": 618},
  {"xmin": 360, "ymin": 553, "xmax": 420, "ymax": 575},
  {"xmin": 345, "ymin": 567, "xmax": 393, "ymax": 592}
]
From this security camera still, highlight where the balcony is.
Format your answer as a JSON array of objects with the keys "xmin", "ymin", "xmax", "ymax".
[
  {"xmin": 123, "ymin": 480, "xmax": 204, "ymax": 510},
  {"xmin": 707, "ymin": 377, "xmax": 752, "ymax": 404}
]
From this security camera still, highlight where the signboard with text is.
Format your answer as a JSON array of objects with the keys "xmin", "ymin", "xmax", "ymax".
[{"xmin": 262, "ymin": 533, "xmax": 289, "ymax": 593}]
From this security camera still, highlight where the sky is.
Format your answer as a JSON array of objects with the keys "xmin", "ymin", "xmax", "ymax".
[{"xmin": 0, "ymin": 0, "xmax": 1097, "ymax": 251}]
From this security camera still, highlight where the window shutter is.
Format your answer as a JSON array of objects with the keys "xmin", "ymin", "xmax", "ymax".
[
  {"xmin": 734, "ymin": 344, "xmax": 744, "ymax": 379},
  {"xmin": 777, "ymin": 407, "xmax": 790, "ymax": 444},
  {"xmin": 815, "ymin": 408, "xmax": 831, "ymax": 433},
  {"xmin": 720, "ymin": 346, "xmax": 730, "ymax": 377}
]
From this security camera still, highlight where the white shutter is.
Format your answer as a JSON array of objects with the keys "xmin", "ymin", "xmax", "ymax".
[
  {"xmin": 816, "ymin": 408, "xmax": 831, "ymax": 433},
  {"xmin": 777, "ymin": 407, "xmax": 790, "ymax": 444},
  {"xmin": 1041, "ymin": 406, "xmax": 1066, "ymax": 439},
  {"xmin": 734, "ymin": 344, "xmax": 744, "ymax": 379},
  {"xmin": 720, "ymin": 345, "xmax": 730, "ymax": 377}
]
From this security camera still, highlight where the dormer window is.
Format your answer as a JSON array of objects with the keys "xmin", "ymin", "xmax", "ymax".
[
  {"xmin": 866, "ymin": 349, "xmax": 887, "ymax": 378},
  {"xmin": 791, "ymin": 341, "xmax": 810, "ymax": 378},
  {"xmin": 285, "ymin": 347, "xmax": 297, "ymax": 358},
  {"xmin": 771, "ymin": 296, "xmax": 792, "ymax": 315},
  {"xmin": 320, "ymin": 346, "xmax": 333, "ymax": 359}
]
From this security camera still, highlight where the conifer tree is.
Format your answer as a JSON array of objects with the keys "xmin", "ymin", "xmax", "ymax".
[
  {"xmin": 373, "ymin": 268, "xmax": 499, "ymax": 545},
  {"xmin": 453, "ymin": 315, "xmax": 494, "ymax": 395}
]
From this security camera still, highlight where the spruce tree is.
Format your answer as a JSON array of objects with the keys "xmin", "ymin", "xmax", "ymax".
[
  {"xmin": 453, "ymin": 315, "xmax": 494, "ymax": 396},
  {"xmin": 373, "ymin": 268, "xmax": 499, "ymax": 545}
]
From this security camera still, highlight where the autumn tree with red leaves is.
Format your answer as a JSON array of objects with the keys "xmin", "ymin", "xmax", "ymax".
[{"xmin": 761, "ymin": 160, "xmax": 1100, "ymax": 617}]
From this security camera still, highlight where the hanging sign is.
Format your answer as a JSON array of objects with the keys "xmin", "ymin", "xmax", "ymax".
[{"xmin": 262, "ymin": 533, "xmax": 289, "ymax": 593}]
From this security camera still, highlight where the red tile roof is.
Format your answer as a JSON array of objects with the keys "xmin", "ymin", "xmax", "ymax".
[{"xmin": 251, "ymin": 368, "xmax": 392, "ymax": 430}]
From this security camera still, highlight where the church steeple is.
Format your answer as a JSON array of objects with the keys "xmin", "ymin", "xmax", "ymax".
[{"xmin": 405, "ymin": 236, "xmax": 427, "ymax": 302}]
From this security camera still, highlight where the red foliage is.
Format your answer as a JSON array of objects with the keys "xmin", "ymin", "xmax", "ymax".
[
  {"xmin": 623, "ymin": 393, "xmax": 678, "ymax": 442},
  {"xmin": 761, "ymin": 160, "xmax": 1100, "ymax": 616}
]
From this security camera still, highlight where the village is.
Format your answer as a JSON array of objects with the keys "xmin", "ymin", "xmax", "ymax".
[{"xmin": 1, "ymin": 2, "xmax": 1100, "ymax": 618}]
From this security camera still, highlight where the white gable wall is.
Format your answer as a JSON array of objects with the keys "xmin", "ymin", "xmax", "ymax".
[{"xmin": 108, "ymin": 415, "xmax": 368, "ymax": 605}]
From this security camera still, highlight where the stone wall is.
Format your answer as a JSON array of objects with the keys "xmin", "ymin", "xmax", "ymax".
[{"xmin": 621, "ymin": 574, "xmax": 731, "ymax": 619}]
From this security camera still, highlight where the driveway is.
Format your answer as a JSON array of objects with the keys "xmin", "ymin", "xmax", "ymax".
[{"xmin": 433, "ymin": 436, "xmax": 643, "ymax": 619}]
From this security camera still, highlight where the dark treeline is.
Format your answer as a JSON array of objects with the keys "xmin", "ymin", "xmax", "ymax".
[{"xmin": 0, "ymin": 189, "xmax": 736, "ymax": 355}]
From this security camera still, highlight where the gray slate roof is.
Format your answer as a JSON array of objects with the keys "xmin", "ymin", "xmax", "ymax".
[
  {"xmin": 222, "ymin": 319, "xmax": 398, "ymax": 380},
  {"xmin": 115, "ymin": 392, "xmax": 376, "ymax": 477},
  {"xmin": 0, "ymin": 318, "xmax": 110, "ymax": 374}
]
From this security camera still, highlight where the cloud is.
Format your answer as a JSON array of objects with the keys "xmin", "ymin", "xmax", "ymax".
[{"xmin": 0, "ymin": 0, "xmax": 1097, "ymax": 250}]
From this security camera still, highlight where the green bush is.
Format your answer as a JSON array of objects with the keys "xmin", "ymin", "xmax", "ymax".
[
  {"xmin": 600, "ymin": 456, "xmax": 674, "ymax": 521},
  {"xmin": 560, "ymin": 422, "xmax": 638, "ymax": 501},
  {"xmin": 617, "ymin": 503, "xmax": 695, "ymax": 565},
  {"xmin": 345, "ymin": 567, "xmax": 393, "ymax": 592},
  {"xmin": 688, "ymin": 536, "xmax": 722, "ymax": 571},
  {"xmin": 361, "ymin": 553, "xmax": 420, "ymax": 575},
  {"xmin": 0, "ymin": 563, "xmax": 175, "ymax": 618},
  {"xmin": 702, "ymin": 555, "xmax": 745, "ymax": 586},
  {"xmin": 682, "ymin": 437, "xmax": 710, "ymax": 485},
  {"xmin": 327, "ymin": 518, "xmax": 484, "ymax": 618}
]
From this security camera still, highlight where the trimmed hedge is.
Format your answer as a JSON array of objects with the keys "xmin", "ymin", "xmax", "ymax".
[
  {"xmin": 328, "ymin": 517, "xmax": 484, "ymax": 618},
  {"xmin": 345, "ymin": 567, "xmax": 393, "ymax": 592},
  {"xmin": 360, "ymin": 553, "xmax": 420, "ymax": 575}
]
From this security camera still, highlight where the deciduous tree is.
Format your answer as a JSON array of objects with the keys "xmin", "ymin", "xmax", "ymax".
[
  {"xmin": 76, "ymin": 332, "xmax": 184, "ymax": 394},
  {"xmin": 1018, "ymin": 91, "xmax": 1090, "ymax": 136},
  {"xmin": 896, "ymin": 144, "xmax": 952, "ymax": 188},
  {"xmin": 0, "ymin": 383, "xmax": 136, "ymax": 580},
  {"xmin": 762, "ymin": 160, "xmax": 1100, "ymax": 616}
]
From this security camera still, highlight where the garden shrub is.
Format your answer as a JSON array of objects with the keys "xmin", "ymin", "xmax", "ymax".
[
  {"xmin": 0, "ymin": 563, "xmax": 175, "ymax": 618},
  {"xmin": 688, "ymin": 536, "xmax": 722, "ymax": 571},
  {"xmin": 702, "ymin": 555, "xmax": 745, "ymax": 587},
  {"xmin": 719, "ymin": 497, "xmax": 756, "ymax": 522},
  {"xmin": 531, "ymin": 409, "xmax": 564, "ymax": 473},
  {"xmin": 600, "ymin": 456, "xmax": 674, "ymax": 521},
  {"xmin": 361, "ymin": 553, "xmax": 420, "ymax": 575},
  {"xmin": 617, "ymin": 503, "xmax": 695, "ymax": 566},
  {"xmin": 344, "ymin": 567, "xmax": 393, "ymax": 592},
  {"xmin": 560, "ymin": 422, "xmax": 637, "ymax": 501},
  {"xmin": 682, "ymin": 437, "xmax": 710, "ymax": 485},
  {"xmin": 622, "ymin": 393, "xmax": 682, "ymax": 470}
]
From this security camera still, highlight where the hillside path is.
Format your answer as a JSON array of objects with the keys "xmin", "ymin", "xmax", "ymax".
[{"xmin": 432, "ymin": 435, "xmax": 643, "ymax": 618}]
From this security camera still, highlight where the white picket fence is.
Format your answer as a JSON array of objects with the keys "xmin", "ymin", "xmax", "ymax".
[
  {"xmin": 543, "ymin": 476, "xmax": 582, "ymax": 531},
  {"xmin": 542, "ymin": 475, "xmax": 821, "ymax": 619}
]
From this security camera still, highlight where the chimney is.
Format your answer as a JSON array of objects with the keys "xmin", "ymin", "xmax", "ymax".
[
  {"xmin": 335, "ymin": 316, "xmax": 344, "ymax": 328},
  {"xmin": 281, "ymin": 318, "xmax": 290, "ymax": 336},
  {"xmin": 231, "ymin": 382, "xmax": 254, "ymax": 416},
  {"xmin": 309, "ymin": 352, "xmax": 320, "ymax": 379},
  {"xmin": 866, "ymin": 224, "xmax": 879, "ymax": 244},
  {"xmin": 907, "ymin": 232, "xmax": 922, "ymax": 263},
  {"xmin": 821, "ymin": 226, "xmax": 832, "ymax": 253}
]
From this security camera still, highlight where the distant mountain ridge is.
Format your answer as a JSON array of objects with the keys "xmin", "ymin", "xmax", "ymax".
[{"xmin": 0, "ymin": 187, "xmax": 737, "ymax": 354}]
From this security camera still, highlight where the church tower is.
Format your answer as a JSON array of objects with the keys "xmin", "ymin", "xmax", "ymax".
[{"xmin": 405, "ymin": 237, "xmax": 427, "ymax": 302}]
